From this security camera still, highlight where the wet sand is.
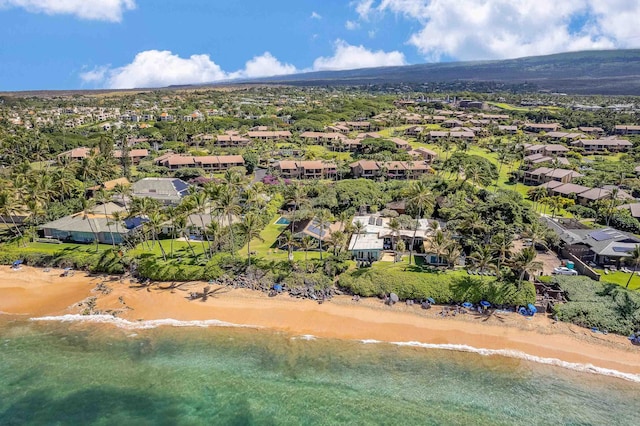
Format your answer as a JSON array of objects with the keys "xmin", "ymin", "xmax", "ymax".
[{"xmin": 1, "ymin": 267, "xmax": 639, "ymax": 375}]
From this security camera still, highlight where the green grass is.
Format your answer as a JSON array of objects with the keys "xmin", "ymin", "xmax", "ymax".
[
  {"xmin": 487, "ymin": 102, "xmax": 529, "ymax": 111},
  {"xmin": 305, "ymin": 145, "xmax": 353, "ymax": 162},
  {"xmin": 238, "ymin": 215, "xmax": 324, "ymax": 262},
  {"xmin": 2, "ymin": 241, "xmax": 113, "ymax": 256},
  {"xmin": 595, "ymin": 269, "xmax": 640, "ymax": 291}
]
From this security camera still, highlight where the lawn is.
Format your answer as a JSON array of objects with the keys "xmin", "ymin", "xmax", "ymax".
[
  {"xmin": 486, "ymin": 102, "xmax": 529, "ymax": 112},
  {"xmin": 305, "ymin": 145, "xmax": 353, "ymax": 162},
  {"xmin": 595, "ymin": 269, "xmax": 640, "ymax": 291},
  {"xmin": 2, "ymin": 241, "xmax": 113, "ymax": 256},
  {"xmin": 238, "ymin": 215, "xmax": 324, "ymax": 262}
]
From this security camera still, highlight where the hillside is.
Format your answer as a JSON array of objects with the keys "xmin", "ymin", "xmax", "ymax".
[{"xmin": 246, "ymin": 49, "xmax": 640, "ymax": 95}]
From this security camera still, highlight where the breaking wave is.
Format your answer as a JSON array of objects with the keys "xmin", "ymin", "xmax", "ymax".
[
  {"xmin": 30, "ymin": 314, "xmax": 261, "ymax": 330},
  {"xmin": 361, "ymin": 339, "xmax": 640, "ymax": 383}
]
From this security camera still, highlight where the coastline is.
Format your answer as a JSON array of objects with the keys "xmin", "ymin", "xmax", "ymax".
[{"xmin": 1, "ymin": 266, "xmax": 639, "ymax": 377}]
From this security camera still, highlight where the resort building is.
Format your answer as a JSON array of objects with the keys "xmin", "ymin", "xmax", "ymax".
[
  {"xmin": 349, "ymin": 160, "xmax": 432, "ymax": 180},
  {"xmin": 274, "ymin": 160, "xmax": 337, "ymax": 180},
  {"xmin": 570, "ymin": 139, "xmax": 632, "ymax": 153},
  {"xmin": 523, "ymin": 167, "xmax": 583, "ymax": 185}
]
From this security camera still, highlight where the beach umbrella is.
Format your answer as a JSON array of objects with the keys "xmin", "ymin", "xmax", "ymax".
[
  {"xmin": 389, "ymin": 293, "xmax": 399, "ymax": 304},
  {"xmin": 462, "ymin": 302, "xmax": 473, "ymax": 309},
  {"xmin": 274, "ymin": 284, "xmax": 283, "ymax": 292},
  {"xmin": 427, "ymin": 297, "xmax": 435, "ymax": 304},
  {"xmin": 12, "ymin": 260, "xmax": 23, "ymax": 266},
  {"xmin": 63, "ymin": 267, "xmax": 73, "ymax": 271},
  {"xmin": 527, "ymin": 303, "xmax": 537, "ymax": 314},
  {"xmin": 480, "ymin": 301, "xmax": 491, "ymax": 308}
]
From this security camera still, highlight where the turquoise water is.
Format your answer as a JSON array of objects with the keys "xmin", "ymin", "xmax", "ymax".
[{"xmin": 1, "ymin": 319, "xmax": 639, "ymax": 425}]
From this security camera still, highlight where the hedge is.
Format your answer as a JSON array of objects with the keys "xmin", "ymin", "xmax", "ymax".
[{"xmin": 338, "ymin": 268, "xmax": 535, "ymax": 305}]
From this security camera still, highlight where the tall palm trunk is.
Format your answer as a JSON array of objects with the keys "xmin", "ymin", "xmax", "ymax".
[
  {"xmin": 228, "ymin": 212, "xmax": 236, "ymax": 256},
  {"xmin": 409, "ymin": 207, "xmax": 421, "ymax": 265}
]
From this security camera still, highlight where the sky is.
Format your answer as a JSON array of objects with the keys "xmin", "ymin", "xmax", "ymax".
[{"xmin": 0, "ymin": 0, "xmax": 639, "ymax": 91}]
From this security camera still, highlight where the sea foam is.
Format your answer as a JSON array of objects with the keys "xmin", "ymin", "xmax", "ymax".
[
  {"xmin": 30, "ymin": 314, "xmax": 261, "ymax": 330},
  {"xmin": 363, "ymin": 340, "xmax": 640, "ymax": 383}
]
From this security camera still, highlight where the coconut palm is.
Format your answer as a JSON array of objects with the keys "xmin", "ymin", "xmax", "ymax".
[
  {"xmin": 527, "ymin": 186, "xmax": 548, "ymax": 213},
  {"xmin": 217, "ymin": 186, "xmax": 241, "ymax": 256},
  {"xmin": 174, "ymin": 214, "xmax": 197, "ymax": 257},
  {"xmin": 298, "ymin": 235, "xmax": 315, "ymax": 270},
  {"xmin": 238, "ymin": 212, "xmax": 264, "ymax": 267},
  {"xmin": 388, "ymin": 218, "xmax": 401, "ymax": 262},
  {"xmin": 79, "ymin": 197, "xmax": 100, "ymax": 252},
  {"xmin": 491, "ymin": 233, "xmax": 514, "ymax": 273},
  {"xmin": 406, "ymin": 180, "xmax": 434, "ymax": 265},
  {"xmin": 327, "ymin": 230, "xmax": 347, "ymax": 256},
  {"xmin": 511, "ymin": 247, "xmax": 543, "ymax": 288},
  {"xmin": 314, "ymin": 209, "xmax": 333, "ymax": 261},
  {"xmin": 281, "ymin": 230, "xmax": 297, "ymax": 262},
  {"xmin": 95, "ymin": 189, "xmax": 116, "ymax": 248},
  {"xmin": 469, "ymin": 245, "xmax": 497, "ymax": 273},
  {"xmin": 624, "ymin": 245, "xmax": 640, "ymax": 288},
  {"xmin": 147, "ymin": 210, "xmax": 167, "ymax": 261}
]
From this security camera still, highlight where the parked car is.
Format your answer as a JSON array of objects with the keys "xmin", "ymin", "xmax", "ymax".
[{"xmin": 553, "ymin": 267, "xmax": 578, "ymax": 276}]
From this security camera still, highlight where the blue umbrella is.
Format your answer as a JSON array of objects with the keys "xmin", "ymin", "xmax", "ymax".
[
  {"xmin": 273, "ymin": 284, "xmax": 283, "ymax": 292},
  {"xmin": 12, "ymin": 260, "xmax": 23, "ymax": 266},
  {"xmin": 527, "ymin": 303, "xmax": 537, "ymax": 314},
  {"xmin": 462, "ymin": 302, "xmax": 473, "ymax": 308},
  {"xmin": 64, "ymin": 267, "xmax": 73, "ymax": 271},
  {"xmin": 427, "ymin": 297, "xmax": 435, "ymax": 304},
  {"xmin": 480, "ymin": 301, "xmax": 491, "ymax": 308}
]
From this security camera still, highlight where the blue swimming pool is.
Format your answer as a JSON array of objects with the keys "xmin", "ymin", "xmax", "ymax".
[{"xmin": 275, "ymin": 217, "xmax": 290, "ymax": 225}]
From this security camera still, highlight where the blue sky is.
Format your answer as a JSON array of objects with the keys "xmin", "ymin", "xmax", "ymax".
[{"xmin": 0, "ymin": 0, "xmax": 637, "ymax": 90}]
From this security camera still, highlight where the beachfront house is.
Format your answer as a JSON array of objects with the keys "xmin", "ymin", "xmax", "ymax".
[
  {"xmin": 39, "ymin": 202, "xmax": 142, "ymax": 245},
  {"xmin": 131, "ymin": 178, "xmax": 191, "ymax": 206}
]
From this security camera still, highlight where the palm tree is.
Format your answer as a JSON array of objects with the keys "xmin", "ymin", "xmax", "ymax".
[
  {"xmin": 388, "ymin": 218, "xmax": 401, "ymax": 262},
  {"xmin": 147, "ymin": 211, "xmax": 167, "ymax": 261},
  {"xmin": 444, "ymin": 243, "xmax": 462, "ymax": 269},
  {"xmin": 428, "ymin": 229, "xmax": 450, "ymax": 266},
  {"xmin": 79, "ymin": 197, "xmax": 100, "ymax": 252},
  {"xmin": 238, "ymin": 213, "xmax": 264, "ymax": 267},
  {"xmin": 285, "ymin": 182, "xmax": 306, "ymax": 232},
  {"xmin": 281, "ymin": 230, "xmax": 297, "ymax": 262},
  {"xmin": 95, "ymin": 189, "xmax": 116, "ymax": 248},
  {"xmin": 511, "ymin": 247, "xmax": 543, "ymax": 288},
  {"xmin": 527, "ymin": 186, "xmax": 548, "ymax": 213},
  {"xmin": 624, "ymin": 245, "xmax": 640, "ymax": 289},
  {"xmin": 314, "ymin": 209, "xmax": 333, "ymax": 261},
  {"xmin": 174, "ymin": 214, "xmax": 197, "ymax": 257},
  {"xmin": 406, "ymin": 181, "xmax": 434, "ymax": 265},
  {"xmin": 299, "ymin": 235, "xmax": 315, "ymax": 270},
  {"xmin": 0, "ymin": 190, "xmax": 24, "ymax": 242},
  {"xmin": 189, "ymin": 191, "xmax": 211, "ymax": 258},
  {"xmin": 328, "ymin": 230, "xmax": 346, "ymax": 256},
  {"xmin": 469, "ymin": 245, "xmax": 497, "ymax": 273},
  {"xmin": 491, "ymin": 233, "xmax": 513, "ymax": 274},
  {"xmin": 217, "ymin": 187, "xmax": 241, "ymax": 256}
]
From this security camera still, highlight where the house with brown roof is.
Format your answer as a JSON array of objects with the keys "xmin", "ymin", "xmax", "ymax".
[
  {"xmin": 524, "ymin": 123, "xmax": 560, "ymax": 133},
  {"xmin": 404, "ymin": 126, "xmax": 424, "ymax": 137},
  {"xmin": 113, "ymin": 149, "xmax": 149, "ymax": 164},
  {"xmin": 57, "ymin": 147, "xmax": 93, "ymax": 162},
  {"xmin": 300, "ymin": 132, "xmax": 345, "ymax": 144},
  {"xmin": 215, "ymin": 134, "xmax": 251, "ymax": 147},
  {"xmin": 497, "ymin": 125, "xmax": 518, "ymax": 134},
  {"xmin": 247, "ymin": 130, "xmax": 292, "ymax": 141},
  {"xmin": 617, "ymin": 203, "xmax": 640, "ymax": 219},
  {"xmin": 614, "ymin": 125, "xmax": 640, "ymax": 136},
  {"xmin": 547, "ymin": 183, "xmax": 591, "ymax": 198},
  {"xmin": 274, "ymin": 160, "xmax": 336, "ymax": 179},
  {"xmin": 350, "ymin": 160, "xmax": 432, "ymax": 180},
  {"xmin": 570, "ymin": 139, "xmax": 632, "ymax": 153},
  {"xmin": 156, "ymin": 154, "xmax": 244, "ymax": 171},
  {"xmin": 577, "ymin": 187, "xmax": 633, "ymax": 206},
  {"xmin": 524, "ymin": 154, "xmax": 570, "ymax": 166},
  {"xmin": 523, "ymin": 167, "xmax": 583, "ymax": 185},
  {"xmin": 389, "ymin": 137, "xmax": 411, "ymax": 151},
  {"xmin": 542, "ymin": 132, "xmax": 585, "ymax": 142},
  {"xmin": 578, "ymin": 126, "xmax": 604, "ymax": 136},
  {"xmin": 409, "ymin": 147, "xmax": 438, "ymax": 163}
]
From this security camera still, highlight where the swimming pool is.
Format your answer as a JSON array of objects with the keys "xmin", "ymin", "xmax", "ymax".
[{"xmin": 275, "ymin": 217, "xmax": 290, "ymax": 225}]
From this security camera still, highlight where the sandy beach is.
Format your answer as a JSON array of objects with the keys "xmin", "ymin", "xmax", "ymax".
[{"xmin": 1, "ymin": 266, "xmax": 639, "ymax": 376}]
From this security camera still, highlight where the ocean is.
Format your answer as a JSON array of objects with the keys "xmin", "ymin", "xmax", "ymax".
[{"xmin": 0, "ymin": 317, "xmax": 639, "ymax": 425}]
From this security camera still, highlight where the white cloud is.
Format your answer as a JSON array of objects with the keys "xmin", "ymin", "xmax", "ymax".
[
  {"xmin": 355, "ymin": 0, "xmax": 639, "ymax": 61},
  {"xmin": 313, "ymin": 40, "xmax": 406, "ymax": 71},
  {"xmin": 310, "ymin": 11, "xmax": 321, "ymax": 20},
  {"xmin": 84, "ymin": 50, "xmax": 298, "ymax": 89},
  {"xmin": 345, "ymin": 20, "xmax": 360, "ymax": 30},
  {"xmin": 104, "ymin": 50, "xmax": 228, "ymax": 89},
  {"xmin": 0, "ymin": 0, "xmax": 135, "ymax": 22},
  {"xmin": 79, "ymin": 66, "xmax": 109, "ymax": 84},
  {"xmin": 231, "ymin": 52, "xmax": 297, "ymax": 79},
  {"xmin": 354, "ymin": 0, "xmax": 375, "ymax": 20}
]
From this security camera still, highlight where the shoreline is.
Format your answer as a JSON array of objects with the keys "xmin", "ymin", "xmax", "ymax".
[{"xmin": 1, "ymin": 266, "xmax": 639, "ymax": 378}]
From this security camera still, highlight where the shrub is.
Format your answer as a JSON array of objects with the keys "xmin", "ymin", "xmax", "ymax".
[{"xmin": 554, "ymin": 276, "xmax": 640, "ymax": 335}]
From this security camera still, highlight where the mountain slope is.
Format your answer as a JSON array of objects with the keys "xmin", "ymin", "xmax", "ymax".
[{"xmin": 244, "ymin": 49, "xmax": 640, "ymax": 95}]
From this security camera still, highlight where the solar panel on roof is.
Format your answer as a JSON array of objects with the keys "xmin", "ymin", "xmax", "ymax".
[
  {"xmin": 589, "ymin": 230, "xmax": 616, "ymax": 241},
  {"xmin": 307, "ymin": 225, "xmax": 324, "ymax": 237},
  {"xmin": 172, "ymin": 179, "xmax": 190, "ymax": 194},
  {"xmin": 368, "ymin": 216, "xmax": 375, "ymax": 225},
  {"xmin": 376, "ymin": 218, "xmax": 383, "ymax": 226}
]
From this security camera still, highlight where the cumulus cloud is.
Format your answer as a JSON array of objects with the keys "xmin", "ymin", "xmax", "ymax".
[
  {"xmin": 310, "ymin": 11, "xmax": 321, "ymax": 20},
  {"xmin": 345, "ymin": 20, "xmax": 360, "ymax": 30},
  {"xmin": 354, "ymin": 0, "xmax": 640, "ymax": 61},
  {"xmin": 313, "ymin": 40, "xmax": 406, "ymax": 71},
  {"xmin": 0, "ymin": 0, "xmax": 136, "ymax": 22},
  {"xmin": 83, "ymin": 50, "xmax": 298, "ymax": 89},
  {"xmin": 231, "ymin": 52, "xmax": 297, "ymax": 79}
]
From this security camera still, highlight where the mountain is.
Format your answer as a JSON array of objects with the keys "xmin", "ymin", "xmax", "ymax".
[{"xmin": 241, "ymin": 49, "xmax": 640, "ymax": 95}]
